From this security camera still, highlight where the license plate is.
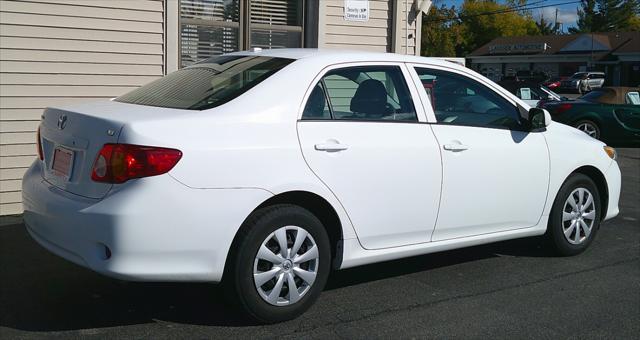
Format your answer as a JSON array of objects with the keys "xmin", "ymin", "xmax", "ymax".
[{"xmin": 52, "ymin": 146, "xmax": 74, "ymax": 179}]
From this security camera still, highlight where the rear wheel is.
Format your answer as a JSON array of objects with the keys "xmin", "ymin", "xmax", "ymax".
[
  {"xmin": 547, "ymin": 174, "xmax": 601, "ymax": 256},
  {"xmin": 575, "ymin": 120, "xmax": 600, "ymax": 140},
  {"xmin": 224, "ymin": 204, "xmax": 331, "ymax": 323}
]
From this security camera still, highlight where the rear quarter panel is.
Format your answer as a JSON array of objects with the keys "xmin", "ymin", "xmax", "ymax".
[{"xmin": 116, "ymin": 59, "xmax": 358, "ymax": 240}]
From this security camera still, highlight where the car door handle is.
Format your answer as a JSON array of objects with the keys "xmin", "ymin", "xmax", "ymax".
[
  {"xmin": 315, "ymin": 142, "xmax": 349, "ymax": 152},
  {"xmin": 443, "ymin": 143, "xmax": 469, "ymax": 151}
]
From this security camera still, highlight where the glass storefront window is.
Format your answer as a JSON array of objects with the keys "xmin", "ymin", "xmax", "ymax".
[
  {"xmin": 250, "ymin": 0, "xmax": 302, "ymax": 49},
  {"xmin": 250, "ymin": 29, "xmax": 301, "ymax": 49},
  {"xmin": 180, "ymin": 0, "xmax": 304, "ymax": 67},
  {"xmin": 181, "ymin": 25, "xmax": 240, "ymax": 66}
]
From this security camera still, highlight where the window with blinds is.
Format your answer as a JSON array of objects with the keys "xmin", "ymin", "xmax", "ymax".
[
  {"xmin": 180, "ymin": 0, "xmax": 304, "ymax": 67},
  {"xmin": 250, "ymin": 0, "xmax": 303, "ymax": 50}
]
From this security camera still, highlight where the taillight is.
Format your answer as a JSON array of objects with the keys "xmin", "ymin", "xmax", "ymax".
[
  {"xmin": 36, "ymin": 127, "xmax": 43, "ymax": 160},
  {"xmin": 91, "ymin": 144, "xmax": 182, "ymax": 183},
  {"xmin": 551, "ymin": 103, "xmax": 572, "ymax": 115}
]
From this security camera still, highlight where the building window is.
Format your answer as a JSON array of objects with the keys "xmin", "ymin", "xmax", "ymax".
[{"xmin": 180, "ymin": 0, "xmax": 304, "ymax": 67}]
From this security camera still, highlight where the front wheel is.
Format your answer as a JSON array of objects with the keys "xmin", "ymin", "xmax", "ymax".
[
  {"xmin": 224, "ymin": 204, "xmax": 331, "ymax": 323},
  {"xmin": 575, "ymin": 120, "xmax": 601, "ymax": 140},
  {"xmin": 547, "ymin": 174, "xmax": 601, "ymax": 256}
]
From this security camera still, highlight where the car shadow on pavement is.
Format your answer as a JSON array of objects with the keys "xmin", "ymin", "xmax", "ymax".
[
  {"xmin": 326, "ymin": 236, "xmax": 556, "ymax": 290},
  {"xmin": 0, "ymin": 222, "xmax": 556, "ymax": 332}
]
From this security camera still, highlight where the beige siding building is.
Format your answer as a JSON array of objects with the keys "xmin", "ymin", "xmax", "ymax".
[{"xmin": 0, "ymin": 0, "xmax": 426, "ymax": 215}]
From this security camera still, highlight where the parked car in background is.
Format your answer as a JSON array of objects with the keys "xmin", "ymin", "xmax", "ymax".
[
  {"xmin": 559, "ymin": 72, "xmax": 606, "ymax": 93},
  {"xmin": 22, "ymin": 49, "xmax": 621, "ymax": 323},
  {"xmin": 543, "ymin": 76, "xmax": 567, "ymax": 90},
  {"xmin": 542, "ymin": 87, "xmax": 640, "ymax": 147},
  {"xmin": 498, "ymin": 80, "xmax": 567, "ymax": 107}
]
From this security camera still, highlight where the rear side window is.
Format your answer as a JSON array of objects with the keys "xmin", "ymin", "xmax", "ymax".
[
  {"xmin": 302, "ymin": 66, "xmax": 417, "ymax": 121},
  {"xmin": 115, "ymin": 56, "xmax": 293, "ymax": 110}
]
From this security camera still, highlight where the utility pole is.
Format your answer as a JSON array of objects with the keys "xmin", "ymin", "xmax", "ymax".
[
  {"xmin": 591, "ymin": 32, "xmax": 594, "ymax": 71},
  {"xmin": 555, "ymin": 7, "xmax": 559, "ymax": 34}
]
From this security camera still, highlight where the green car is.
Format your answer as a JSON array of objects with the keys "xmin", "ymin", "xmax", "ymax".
[{"xmin": 542, "ymin": 87, "xmax": 640, "ymax": 147}]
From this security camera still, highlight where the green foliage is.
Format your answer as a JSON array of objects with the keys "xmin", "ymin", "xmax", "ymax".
[
  {"xmin": 422, "ymin": 0, "xmax": 542, "ymax": 57},
  {"xmin": 570, "ymin": 0, "xmax": 640, "ymax": 32},
  {"xmin": 457, "ymin": 0, "xmax": 540, "ymax": 56},
  {"xmin": 421, "ymin": 3, "xmax": 464, "ymax": 57},
  {"xmin": 536, "ymin": 14, "xmax": 560, "ymax": 35}
]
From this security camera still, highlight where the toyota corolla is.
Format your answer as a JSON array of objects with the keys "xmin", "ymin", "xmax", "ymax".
[{"xmin": 22, "ymin": 49, "xmax": 621, "ymax": 323}]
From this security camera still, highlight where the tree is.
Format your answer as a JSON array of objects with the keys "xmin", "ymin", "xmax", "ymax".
[
  {"xmin": 571, "ymin": 0, "xmax": 598, "ymax": 33},
  {"xmin": 457, "ymin": 0, "xmax": 540, "ymax": 55},
  {"xmin": 570, "ymin": 0, "xmax": 640, "ymax": 32},
  {"xmin": 506, "ymin": 0, "xmax": 534, "ymax": 17},
  {"xmin": 536, "ymin": 12, "xmax": 560, "ymax": 35},
  {"xmin": 629, "ymin": 15, "xmax": 640, "ymax": 30},
  {"xmin": 421, "ymin": 3, "xmax": 463, "ymax": 57}
]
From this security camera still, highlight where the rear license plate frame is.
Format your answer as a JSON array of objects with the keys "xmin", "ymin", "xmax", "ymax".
[{"xmin": 51, "ymin": 146, "xmax": 74, "ymax": 180}]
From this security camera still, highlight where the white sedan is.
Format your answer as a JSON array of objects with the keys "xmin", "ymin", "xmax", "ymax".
[{"xmin": 22, "ymin": 49, "xmax": 621, "ymax": 323}]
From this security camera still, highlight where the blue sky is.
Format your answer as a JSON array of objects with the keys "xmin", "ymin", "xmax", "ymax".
[{"xmin": 443, "ymin": 0, "xmax": 580, "ymax": 30}]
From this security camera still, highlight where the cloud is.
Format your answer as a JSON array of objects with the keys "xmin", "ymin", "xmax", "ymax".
[{"xmin": 535, "ymin": 6, "xmax": 579, "ymax": 27}]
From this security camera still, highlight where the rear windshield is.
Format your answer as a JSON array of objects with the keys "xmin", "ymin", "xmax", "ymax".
[{"xmin": 115, "ymin": 56, "xmax": 293, "ymax": 110}]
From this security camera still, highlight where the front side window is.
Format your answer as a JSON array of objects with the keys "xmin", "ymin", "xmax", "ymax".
[
  {"xmin": 116, "ymin": 56, "xmax": 293, "ymax": 110},
  {"xmin": 415, "ymin": 67, "xmax": 523, "ymax": 130},
  {"xmin": 302, "ymin": 66, "xmax": 417, "ymax": 121}
]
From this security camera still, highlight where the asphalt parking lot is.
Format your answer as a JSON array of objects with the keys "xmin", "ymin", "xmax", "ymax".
[{"xmin": 1, "ymin": 149, "xmax": 638, "ymax": 339}]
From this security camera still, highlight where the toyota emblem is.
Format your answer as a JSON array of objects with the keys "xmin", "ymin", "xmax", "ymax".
[{"xmin": 57, "ymin": 115, "xmax": 67, "ymax": 130}]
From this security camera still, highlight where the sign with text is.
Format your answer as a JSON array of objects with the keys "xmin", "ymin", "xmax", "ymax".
[
  {"xmin": 489, "ymin": 43, "xmax": 548, "ymax": 54},
  {"xmin": 344, "ymin": 0, "xmax": 369, "ymax": 21}
]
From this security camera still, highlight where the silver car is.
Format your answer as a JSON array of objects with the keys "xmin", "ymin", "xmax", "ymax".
[{"xmin": 561, "ymin": 72, "xmax": 606, "ymax": 92}]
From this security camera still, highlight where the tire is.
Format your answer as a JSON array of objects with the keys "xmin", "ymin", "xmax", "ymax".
[
  {"xmin": 547, "ymin": 173, "xmax": 601, "ymax": 256},
  {"xmin": 223, "ymin": 204, "xmax": 331, "ymax": 323},
  {"xmin": 574, "ymin": 120, "xmax": 601, "ymax": 140}
]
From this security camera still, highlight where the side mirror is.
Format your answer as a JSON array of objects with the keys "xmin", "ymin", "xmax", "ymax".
[{"xmin": 528, "ymin": 107, "xmax": 551, "ymax": 129}]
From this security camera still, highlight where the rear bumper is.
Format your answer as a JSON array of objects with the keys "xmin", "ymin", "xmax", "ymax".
[
  {"xmin": 603, "ymin": 160, "xmax": 621, "ymax": 221},
  {"xmin": 22, "ymin": 160, "xmax": 272, "ymax": 282}
]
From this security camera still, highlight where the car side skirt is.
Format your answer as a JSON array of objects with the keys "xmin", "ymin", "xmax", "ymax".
[{"xmin": 338, "ymin": 216, "xmax": 549, "ymax": 270}]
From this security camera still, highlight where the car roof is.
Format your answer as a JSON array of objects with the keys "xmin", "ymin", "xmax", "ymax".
[{"xmin": 226, "ymin": 48, "xmax": 467, "ymax": 70}]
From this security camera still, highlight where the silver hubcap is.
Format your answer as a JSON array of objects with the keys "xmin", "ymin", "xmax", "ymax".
[
  {"xmin": 253, "ymin": 226, "xmax": 319, "ymax": 306},
  {"xmin": 577, "ymin": 122, "xmax": 598, "ymax": 138},
  {"xmin": 562, "ymin": 188, "xmax": 596, "ymax": 245}
]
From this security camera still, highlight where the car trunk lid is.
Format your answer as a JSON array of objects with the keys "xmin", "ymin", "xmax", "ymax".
[
  {"xmin": 39, "ymin": 100, "xmax": 185, "ymax": 199},
  {"xmin": 40, "ymin": 106, "xmax": 123, "ymax": 199}
]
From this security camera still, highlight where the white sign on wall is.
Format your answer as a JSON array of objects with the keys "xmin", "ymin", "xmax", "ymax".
[{"xmin": 344, "ymin": 0, "xmax": 369, "ymax": 21}]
